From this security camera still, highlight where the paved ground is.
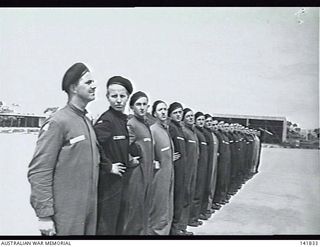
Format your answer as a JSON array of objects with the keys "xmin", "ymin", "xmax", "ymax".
[
  {"xmin": 190, "ymin": 147, "xmax": 320, "ymax": 235},
  {"xmin": 0, "ymin": 134, "xmax": 319, "ymax": 235}
]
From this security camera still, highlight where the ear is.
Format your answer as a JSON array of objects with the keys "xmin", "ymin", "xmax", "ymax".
[{"xmin": 69, "ymin": 83, "xmax": 77, "ymax": 94}]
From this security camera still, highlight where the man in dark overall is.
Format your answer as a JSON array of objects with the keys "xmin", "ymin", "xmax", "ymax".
[
  {"xmin": 188, "ymin": 112, "xmax": 208, "ymax": 227},
  {"xmin": 243, "ymin": 127, "xmax": 254, "ymax": 181},
  {"xmin": 224, "ymin": 124, "xmax": 240, "ymax": 196},
  {"xmin": 210, "ymin": 120, "xmax": 222, "ymax": 211},
  {"xmin": 199, "ymin": 114, "xmax": 215, "ymax": 220},
  {"xmin": 168, "ymin": 102, "xmax": 192, "ymax": 235},
  {"xmin": 213, "ymin": 122, "xmax": 231, "ymax": 206},
  {"xmin": 94, "ymin": 76, "xmax": 133, "ymax": 235}
]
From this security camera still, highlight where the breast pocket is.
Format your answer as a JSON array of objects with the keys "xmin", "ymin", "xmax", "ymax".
[
  {"xmin": 61, "ymin": 135, "xmax": 86, "ymax": 150},
  {"xmin": 113, "ymin": 135, "xmax": 126, "ymax": 141}
]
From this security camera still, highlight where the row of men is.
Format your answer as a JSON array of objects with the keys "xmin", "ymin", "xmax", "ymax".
[{"xmin": 27, "ymin": 62, "xmax": 261, "ymax": 236}]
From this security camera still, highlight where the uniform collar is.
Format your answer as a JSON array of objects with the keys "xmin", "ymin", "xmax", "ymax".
[
  {"xmin": 171, "ymin": 119, "xmax": 182, "ymax": 128},
  {"xmin": 134, "ymin": 115, "xmax": 150, "ymax": 126},
  {"xmin": 67, "ymin": 103, "xmax": 88, "ymax": 117},
  {"xmin": 156, "ymin": 120, "xmax": 169, "ymax": 130},
  {"xmin": 185, "ymin": 123, "xmax": 195, "ymax": 131},
  {"xmin": 109, "ymin": 106, "xmax": 127, "ymax": 120}
]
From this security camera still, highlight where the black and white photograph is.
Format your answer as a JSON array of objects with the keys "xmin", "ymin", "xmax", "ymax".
[{"xmin": 0, "ymin": 7, "xmax": 319, "ymax": 240}]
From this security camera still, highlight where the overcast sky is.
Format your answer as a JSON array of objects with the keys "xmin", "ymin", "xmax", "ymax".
[{"xmin": 0, "ymin": 7, "xmax": 318, "ymax": 129}]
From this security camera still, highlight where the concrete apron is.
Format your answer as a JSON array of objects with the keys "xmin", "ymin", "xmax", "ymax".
[{"xmin": 189, "ymin": 147, "xmax": 320, "ymax": 235}]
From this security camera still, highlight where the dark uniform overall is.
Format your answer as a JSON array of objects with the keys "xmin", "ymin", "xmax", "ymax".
[
  {"xmin": 213, "ymin": 130, "xmax": 231, "ymax": 204},
  {"xmin": 94, "ymin": 107, "xmax": 129, "ymax": 235},
  {"xmin": 243, "ymin": 133, "xmax": 254, "ymax": 180},
  {"xmin": 201, "ymin": 127, "xmax": 215, "ymax": 217},
  {"xmin": 225, "ymin": 131, "xmax": 238, "ymax": 194},
  {"xmin": 233, "ymin": 131, "xmax": 244, "ymax": 189},
  {"xmin": 207, "ymin": 130, "xmax": 219, "ymax": 211},
  {"xmin": 169, "ymin": 120, "xmax": 187, "ymax": 234}
]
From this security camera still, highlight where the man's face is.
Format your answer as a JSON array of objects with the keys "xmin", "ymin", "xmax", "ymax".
[
  {"xmin": 195, "ymin": 115, "xmax": 205, "ymax": 128},
  {"xmin": 154, "ymin": 102, "xmax": 168, "ymax": 122},
  {"xmin": 170, "ymin": 107, "xmax": 183, "ymax": 123},
  {"xmin": 204, "ymin": 117, "xmax": 213, "ymax": 129},
  {"xmin": 73, "ymin": 72, "xmax": 96, "ymax": 102},
  {"xmin": 132, "ymin": 97, "xmax": 148, "ymax": 117},
  {"xmin": 107, "ymin": 84, "xmax": 129, "ymax": 112},
  {"xmin": 184, "ymin": 110, "xmax": 194, "ymax": 125}
]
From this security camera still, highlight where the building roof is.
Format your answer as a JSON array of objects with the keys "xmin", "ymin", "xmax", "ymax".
[
  {"xmin": 211, "ymin": 113, "xmax": 286, "ymax": 122},
  {"xmin": 0, "ymin": 112, "xmax": 46, "ymax": 118}
]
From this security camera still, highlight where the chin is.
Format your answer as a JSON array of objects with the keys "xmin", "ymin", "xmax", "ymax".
[{"xmin": 113, "ymin": 107, "xmax": 123, "ymax": 111}]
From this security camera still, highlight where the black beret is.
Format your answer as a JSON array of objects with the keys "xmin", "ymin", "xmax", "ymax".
[
  {"xmin": 195, "ymin": 111, "xmax": 204, "ymax": 120},
  {"xmin": 204, "ymin": 114, "xmax": 212, "ymax": 119},
  {"xmin": 62, "ymin": 62, "xmax": 89, "ymax": 92},
  {"xmin": 129, "ymin": 91, "xmax": 148, "ymax": 107},
  {"xmin": 107, "ymin": 76, "xmax": 133, "ymax": 95},
  {"xmin": 182, "ymin": 108, "xmax": 192, "ymax": 120},
  {"xmin": 152, "ymin": 100, "xmax": 165, "ymax": 116},
  {"xmin": 168, "ymin": 102, "xmax": 183, "ymax": 116}
]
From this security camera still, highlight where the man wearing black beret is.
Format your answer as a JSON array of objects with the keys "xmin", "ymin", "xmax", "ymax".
[
  {"xmin": 212, "ymin": 123, "xmax": 232, "ymax": 206},
  {"xmin": 167, "ymin": 102, "xmax": 193, "ymax": 235},
  {"xmin": 28, "ymin": 62, "xmax": 100, "ymax": 235},
  {"xmin": 199, "ymin": 114, "xmax": 216, "ymax": 220},
  {"xmin": 181, "ymin": 108, "xmax": 200, "ymax": 229},
  {"xmin": 188, "ymin": 112, "xmax": 208, "ymax": 227},
  {"xmin": 94, "ymin": 75, "xmax": 133, "ymax": 235},
  {"xmin": 117, "ymin": 91, "xmax": 154, "ymax": 235}
]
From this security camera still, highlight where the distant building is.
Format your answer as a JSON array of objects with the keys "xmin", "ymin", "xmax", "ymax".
[
  {"xmin": 0, "ymin": 112, "xmax": 46, "ymax": 128},
  {"xmin": 212, "ymin": 113, "xmax": 287, "ymax": 144},
  {"xmin": 44, "ymin": 107, "xmax": 59, "ymax": 118}
]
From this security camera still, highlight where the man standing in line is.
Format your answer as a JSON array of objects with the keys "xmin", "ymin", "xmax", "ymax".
[
  {"xmin": 181, "ymin": 108, "xmax": 200, "ymax": 229},
  {"xmin": 212, "ymin": 122, "xmax": 231, "ymax": 206},
  {"xmin": 119, "ymin": 91, "xmax": 154, "ymax": 235},
  {"xmin": 199, "ymin": 114, "xmax": 216, "ymax": 221},
  {"xmin": 243, "ymin": 127, "xmax": 254, "ymax": 181},
  {"xmin": 28, "ymin": 62, "xmax": 100, "ymax": 235},
  {"xmin": 149, "ymin": 100, "xmax": 174, "ymax": 235},
  {"xmin": 168, "ymin": 102, "xmax": 192, "ymax": 235},
  {"xmin": 224, "ymin": 124, "xmax": 237, "ymax": 196},
  {"xmin": 255, "ymin": 130, "xmax": 262, "ymax": 173},
  {"xmin": 229, "ymin": 124, "xmax": 244, "ymax": 194},
  {"xmin": 249, "ymin": 129, "xmax": 260, "ymax": 177},
  {"xmin": 204, "ymin": 114, "xmax": 219, "ymax": 216},
  {"xmin": 210, "ymin": 120, "xmax": 222, "ymax": 211},
  {"xmin": 189, "ymin": 112, "xmax": 208, "ymax": 227},
  {"xmin": 237, "ymin": 125, "xmax": 248, "ymax": 186},
  {"xmin": 253, "ymin": 130, "xmax": 262, "ymax": 174},
  {"xmin": 94, "ymin": 76, "xmax": 133, "ymax": 235}
]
